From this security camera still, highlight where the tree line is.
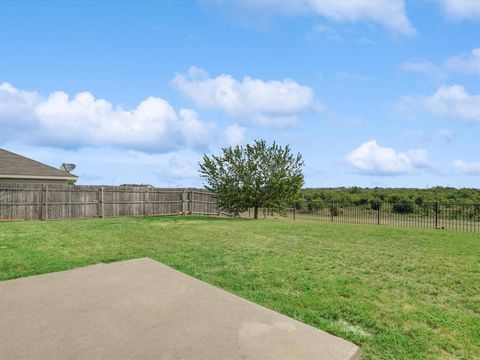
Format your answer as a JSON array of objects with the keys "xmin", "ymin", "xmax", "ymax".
[
  {"xmin": 300, "ymin": 187, "xmax": 480, "ymax": 205},
  {"xmin": 200, "ymin": 139, "xmax": 479, "ymax": 219}
]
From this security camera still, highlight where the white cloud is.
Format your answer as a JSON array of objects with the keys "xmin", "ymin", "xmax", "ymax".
[
  {"xmin": 172, "ymin": 66, "xmax": 321, "ymax": 126},
  {"xmin": 177, "ymin": 109, "xmax": 215, "ymax": 149},
  {"xmin": 406, "ymin": 149, "xmax": 430, "ymax": 168},
  {"xmin": 440, "ymin": 0, "xmax": 480, "ymax": 20},
  {"xmin": 403, "ymin": 48, "xmax": 480, "ymax": 77},
  {"xmin": 238, "ymin": 0, "xmax": 415, "ymax": 35},
  {"xmin": 445, "ymin": 48, "xmax": 480, "ymax": 74},
  {"xmin": 0, "ymin": 142, "xmax": 207, "ymax": 186},
  {"xmin": 0, "ymin": 83, "xmax": 40, "ymax": 127},
  {"xmin": 306, "ymin": 24, "xmax": 343, "ymax": 42},
  {"xmin": 0, "ymin": 82, "xmax": 214, "ymax": 152},
  {"xmin": 346, "ymin": 140, "xmax": 429, "ymax": 175},
  {"xmin": 402, "ymin": 60, "xmax": 445, "ymax": 79},
  {"xmin": 165, "ymin": 153, "xmax": 200, "ymax": 180},
  {"xmin": 401, "ymin": 85, "xmax": 480, "ymax": 123},
  {"xmin": 223, "ymin": 124, "xmax": 246, "ymax": 146},
  {"xmin": 453, "ymin": 160, "xmax": 480, "ymax": 175}
]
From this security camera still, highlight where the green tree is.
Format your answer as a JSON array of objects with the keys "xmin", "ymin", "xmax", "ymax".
[
  {"xmin": 199, "ymin": 140, "xmax": 304, "ymax": 219},
  {"xmin": 415, "ymin": 196, "xmax": 424, "ymax": 206}
]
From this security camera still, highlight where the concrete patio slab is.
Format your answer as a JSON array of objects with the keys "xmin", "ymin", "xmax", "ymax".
[{"xmin": 0, "ymin": 258, "xmax": 361, "ymax": 360}]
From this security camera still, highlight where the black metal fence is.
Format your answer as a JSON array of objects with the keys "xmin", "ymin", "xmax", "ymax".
[{"xmin": 246, "ymin": 201, "xmax": 480, "ymax": 233}]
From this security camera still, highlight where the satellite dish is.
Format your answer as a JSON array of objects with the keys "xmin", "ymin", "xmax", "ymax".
[{"xmin": 59, "ymin": 163, "xmax": 76, "ymax": 173}]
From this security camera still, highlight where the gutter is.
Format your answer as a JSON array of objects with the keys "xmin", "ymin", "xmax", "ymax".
[{"xmin": 0, "ymin": 174, "xmax": 78, "ymax": 181}]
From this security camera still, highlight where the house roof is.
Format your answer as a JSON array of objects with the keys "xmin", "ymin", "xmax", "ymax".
[{"xmin": 0, "ymin": 149, "xmax": 78, "ymax": 180}]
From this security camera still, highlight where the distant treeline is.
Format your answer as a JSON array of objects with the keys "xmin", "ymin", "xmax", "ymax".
[{"xmin": 300, "ymin": 187, "xmax": 480, "ymax": 205}]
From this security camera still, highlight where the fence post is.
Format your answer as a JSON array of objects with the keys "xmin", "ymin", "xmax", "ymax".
[
  {"xmin": 293, "ymin": 206, "xmax": 296, "ymax": 220},
  {"xmin": 435, "ymin": 202, "xmax": 439, "ymax": 228},
  {"xmin": 189, "ymin": 189, "xmax": 192, "ymax": 214},
  {"xmin": 144, "ymin": 188, "xmax": 149, "ymax": 216},
  {"xmin": 331, "ymin": 201, "xmax": 334, "ymax": 222},
  {"xmin": 182, "ymin": 190, "xmax": 189, "ymax": 215},
  {"xmin": 377, "ymin": 203, "xmax": 381, "ymax": 225},
  {"xmin": 40, "ymin": 185, "xmax": 44, "ymax": 221},
  {"xmin": 41, "ymin": 185, "xmax": 48, "ymax": 221},
  {"xmin": 98, "ymin": 186, "xmax": 104, "ymax": 218}
]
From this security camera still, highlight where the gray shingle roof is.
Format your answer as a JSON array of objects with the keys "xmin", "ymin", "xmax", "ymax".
[{"xmin": 0, "ymin": 149, "xmax": 78, "ymax": 179}]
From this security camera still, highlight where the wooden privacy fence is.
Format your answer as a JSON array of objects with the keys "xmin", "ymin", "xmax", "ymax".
[{"xmin": 0, "ymin": 184, "xmax": 219, "ymax": 221}]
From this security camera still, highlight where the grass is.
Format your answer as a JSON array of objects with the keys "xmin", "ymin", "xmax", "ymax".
[{"xmin": 1, "ymin": 216, "xmax": 479, "ymax": 359}]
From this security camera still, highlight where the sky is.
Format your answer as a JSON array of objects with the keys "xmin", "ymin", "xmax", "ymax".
[{"xmin": 0, "ymin": 0, "xmax": 479, "ymax": 188}]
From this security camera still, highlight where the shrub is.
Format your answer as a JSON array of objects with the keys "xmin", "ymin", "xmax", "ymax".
[
  {"xmin": 392, "ymin": 202, "xmax": 414, "ymax": 214},
  {"xmin": 370, "ymin": 200, "xmax": 381, "ymax": 210}
]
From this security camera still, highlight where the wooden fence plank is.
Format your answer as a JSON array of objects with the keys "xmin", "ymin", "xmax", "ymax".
[{"xmin": 0, "ymin": 185, "xmax": 218, "ymax": 221}]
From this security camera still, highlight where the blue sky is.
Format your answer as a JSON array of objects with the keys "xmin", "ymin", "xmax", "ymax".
[{"xmin": 1, "ymin": 0, "xmax": 479, "ymax": 188}]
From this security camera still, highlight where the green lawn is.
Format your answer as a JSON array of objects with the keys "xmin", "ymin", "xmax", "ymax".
[{"xmin": 1, "ymin": 216, "xmax": 479, "ymax": 359}]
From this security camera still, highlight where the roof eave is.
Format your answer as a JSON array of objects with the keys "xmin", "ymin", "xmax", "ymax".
[{"xmin": 0, "ymin": 174, "xmax": 78, "ymax": 181}]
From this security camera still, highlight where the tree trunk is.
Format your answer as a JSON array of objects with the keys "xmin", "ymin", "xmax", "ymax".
[{"xmin": 254, "ymin": 206, "xmax": 259, "ymax": 219}]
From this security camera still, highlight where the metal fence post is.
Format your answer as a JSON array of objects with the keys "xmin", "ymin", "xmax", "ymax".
[
  {"xmin": 435, "ymin": 202, "xmax": 439, "ymax": 228},
  {"xmin": 331, "ymin": 201, "xmax": 334, "ymax": 222}
]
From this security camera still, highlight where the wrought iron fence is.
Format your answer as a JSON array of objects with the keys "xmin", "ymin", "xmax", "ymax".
[{"xmin": 244, "ymin": 201, "xmax": 480, "ymax": 233}]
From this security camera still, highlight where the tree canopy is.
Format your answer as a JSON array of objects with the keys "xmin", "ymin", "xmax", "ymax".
[
  {"xmin": 199, "ymin": 140, "xmax": 304, "ymax": 218},
  {"xmin": 301, "ymin": 187, "xmax": 480, "ymax": 205}
]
